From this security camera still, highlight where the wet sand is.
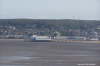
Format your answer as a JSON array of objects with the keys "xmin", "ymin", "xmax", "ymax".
[{"xmin": 0, "ymin": 39, "xmax": 100, "ymax": 66}]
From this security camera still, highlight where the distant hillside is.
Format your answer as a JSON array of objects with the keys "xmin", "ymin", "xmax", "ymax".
[
  {"xmin": 0, "ymin": 19, "xmax": 100, "ymax": 36},
  {"xmin": 0, "ymin": 19, "xmax": 100, "ymax": 28}
]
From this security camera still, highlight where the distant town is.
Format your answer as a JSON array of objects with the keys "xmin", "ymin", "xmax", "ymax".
[{"xmin": 0, "ymin": 19, "xmax": 100, "ymax": 40}]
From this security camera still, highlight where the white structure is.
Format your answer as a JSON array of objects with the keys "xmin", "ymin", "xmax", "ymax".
[{"xmin": 30, "ymin": 35, "xmax": 52, "ymax": 41}]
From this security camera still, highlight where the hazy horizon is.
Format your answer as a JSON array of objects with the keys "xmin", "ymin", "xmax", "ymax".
[{"xmin": 0, "ymin": 0, "xmax": 100, "ymax": 20}]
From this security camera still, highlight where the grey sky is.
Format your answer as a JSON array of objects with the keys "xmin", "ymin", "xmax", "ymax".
[{"xmin": 0, "ymin": 0, "xmax": 100, "ymax": 20}]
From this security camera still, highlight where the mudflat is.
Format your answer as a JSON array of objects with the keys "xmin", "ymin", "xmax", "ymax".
[{"xmin": 0, "ymin": 39, "xmax": 100, "ymax": 66}]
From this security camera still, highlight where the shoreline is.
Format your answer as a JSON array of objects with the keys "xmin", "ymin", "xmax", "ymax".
[
  {"xmin": 53, "ymin": 40, "xmax": 100, "ymax": 43},
  {"xmin": 0, "ymin": 39, "xmax": 100, "ymax": 43}
]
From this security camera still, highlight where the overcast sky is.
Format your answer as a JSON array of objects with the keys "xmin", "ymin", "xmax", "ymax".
[{"xmin": 0, "ymin": 0, "xmax": 100, "ymax": 20}]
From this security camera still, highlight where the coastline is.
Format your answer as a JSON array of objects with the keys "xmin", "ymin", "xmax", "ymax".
[
  {"xmin": 0, "ymin": 39, "xmax": 100, "ymax": 43},
  {"xmin": 53, "ymin": 40, "xmax": 100, "ymax": 43}
]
